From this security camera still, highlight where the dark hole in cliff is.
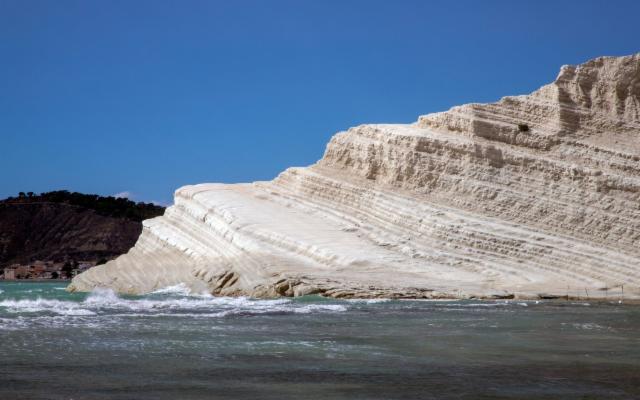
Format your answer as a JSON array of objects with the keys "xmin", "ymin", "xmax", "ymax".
[{"xmin": 518, "ymin": 123, "xmax": 530, "ymax": 132}]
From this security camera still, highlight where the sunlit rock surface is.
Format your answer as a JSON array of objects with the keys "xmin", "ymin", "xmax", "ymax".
[{"xmin": 69, "ymin": 54, "xmax": 640, "ymax": 299}]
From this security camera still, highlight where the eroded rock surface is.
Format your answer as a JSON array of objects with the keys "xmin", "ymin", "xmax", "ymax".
[{"xmin": 69, "ymin": 54, "xmax": 640, "ymax": 299}]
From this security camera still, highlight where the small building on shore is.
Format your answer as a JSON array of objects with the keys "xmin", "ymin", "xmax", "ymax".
[
  {"xmin": 15, "ymin": 265, "xmax": 30, "ymax": 279},
  {"xmin": 3, "ymin": 266, "xmax": 17, "ymax": 280}
]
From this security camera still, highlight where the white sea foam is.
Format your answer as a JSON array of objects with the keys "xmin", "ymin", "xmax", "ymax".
[
  {"xmin": 149, "ymin": 283, "xmax": 194, "ymax": 296},
  {"xmin": 294, "ymin": 304, "xmax": 348, "ymax": 313},
  {"xmin": 0, "ymin": 286, "xmax": 348, "ymax": 326},
  {"xmin": 0, "ymin": 298, "xmax": 96, "ymax": 316},
  {"xmin": 83, "ymin": 287, "xmax": 292, "ymax": 312},
  {"xmin": 346, "ymin": 298, "xmax": 390, "ymax": 304},
  {"xmin": 434, "ymin": 302, "xmax": 509, "ymax": 308},
  {"xmin": 123, "ymin": 303, "xmax": 348, "ymax": 318},
  {"xmin": 571, "ymin": 322, "xmax": 606, "ymax": 331}
]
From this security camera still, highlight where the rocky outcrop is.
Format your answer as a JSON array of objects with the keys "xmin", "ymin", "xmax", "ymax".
[{"xmin": 69, "ymin": 54, "xmax": 640, "ymax": 300}]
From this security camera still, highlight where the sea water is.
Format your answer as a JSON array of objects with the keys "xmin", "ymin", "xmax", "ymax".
[{"xmin": 0, "ymin": 281, "xmax": 638, "ymax": 399}]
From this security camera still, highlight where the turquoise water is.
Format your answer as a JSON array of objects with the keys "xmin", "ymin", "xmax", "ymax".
[{"xmin": 1, "ymin": 281, "xmax": 639, "ymax": 399}]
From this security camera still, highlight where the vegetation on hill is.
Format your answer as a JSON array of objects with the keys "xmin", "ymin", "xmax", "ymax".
[{"xmin": 2, "ymin": 191, "xmax": 165, "ymax": 222}]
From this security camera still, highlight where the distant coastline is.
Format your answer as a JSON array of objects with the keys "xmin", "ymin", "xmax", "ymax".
[{"xmin": 0, "ymin": 190, "xmax": 165, "ymax": 280}]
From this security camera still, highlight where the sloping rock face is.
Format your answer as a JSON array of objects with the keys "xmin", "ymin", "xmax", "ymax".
[
  {"xmin": 0, "ymin": 192, "xmax": 165, "ymax": 268},
  {"xmin": 69, "ymin": 54, "xmax": 640, "ymax": 299},
  {"xmin": 0, "ymin": 203, "xmax": 142, "ymax": 267}
]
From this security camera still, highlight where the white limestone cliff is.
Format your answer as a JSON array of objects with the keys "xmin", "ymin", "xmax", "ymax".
[{"xmin": 69, "ymin": 54, "xmax": 640, "ymax": 300}]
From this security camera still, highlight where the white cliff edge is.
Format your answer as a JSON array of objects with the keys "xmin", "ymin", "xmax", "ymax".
[{"xmin": 69, "ymin": 54, "xmax": 640, "ymax": 300}]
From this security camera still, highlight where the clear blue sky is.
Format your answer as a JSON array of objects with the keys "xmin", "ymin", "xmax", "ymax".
[{"xmin": 2, "ymin": 0, "xmax": 639, "ymax": 205}]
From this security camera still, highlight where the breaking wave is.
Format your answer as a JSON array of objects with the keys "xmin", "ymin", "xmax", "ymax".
[
  {"xmin": 0, "ymin": 298, "xmax": 97, "ymax": 316},
  {"xmin": 148, "ymin": 283, "xmax": 194, "ymax": 296},
  {"xmin": 0, "ymin": 285, "xmax": 348, "ymax": 328}
]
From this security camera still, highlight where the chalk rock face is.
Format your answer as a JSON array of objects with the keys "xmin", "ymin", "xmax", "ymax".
[{"xmin": 69, "ymin": 54, "xmax": 640, "ymax": 299}]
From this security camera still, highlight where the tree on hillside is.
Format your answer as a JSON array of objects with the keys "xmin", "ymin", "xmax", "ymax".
[{"xmin": 2, "ymin": 190, "xmax": 165, "ymax": 222}]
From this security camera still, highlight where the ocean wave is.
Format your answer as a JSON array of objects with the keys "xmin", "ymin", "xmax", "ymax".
[
  {"xmin": 0, "ymin": 298, "xmax": 96, "ymax": 316},
  {"xmin": 149, "ymin": 283, "xmax": 196, "ymax": 296},
  {"xmin": 294, "ymin": 304, "xmax": 347, "ymax": 313},
  {"xmin": 346, "ymin": 298, "xmax": 390, "ymax": 304},
  {"xmin": 112, "ymin": 303, "xmax": 348, "ymax": 319},
  {"xmin": 568, "ymin": 322, "xmax": 608, "ymax": 331},
  {"xmin": 0, "ymin": 287, "xmax": 348, "ymax": 324},
  {"xmin": 83, "ymin": 288, "xmax": 291, "ymax": 311}
]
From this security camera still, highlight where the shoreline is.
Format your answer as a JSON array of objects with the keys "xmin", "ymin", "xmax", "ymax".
[{"xmin": 3, "ymin": 280, "xmax": 635, "ymax": 304}]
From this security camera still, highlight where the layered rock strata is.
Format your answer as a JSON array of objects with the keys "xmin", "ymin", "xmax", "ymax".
[{"xmin": 69, "ymin": 54, "xmax": 640, "ymax": 299}]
